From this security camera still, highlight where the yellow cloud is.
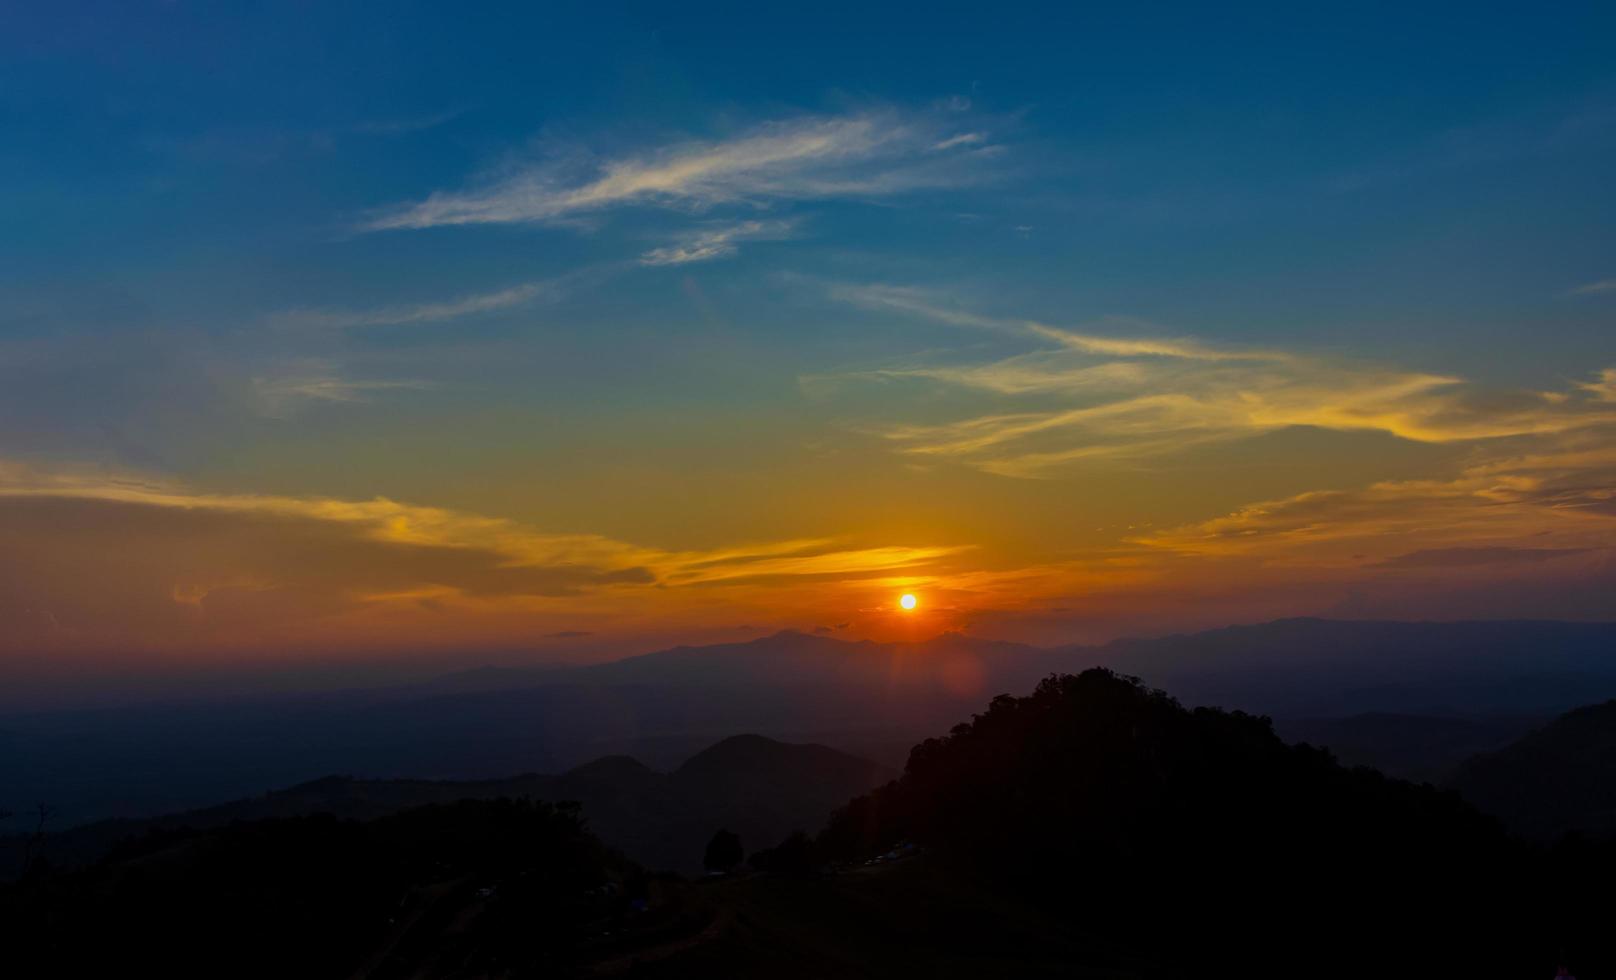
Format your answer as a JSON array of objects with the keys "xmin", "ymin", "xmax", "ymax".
[
  {"xmin": 0, "ymin": 459, "xmax": 970, "ymax": 651},
  {"xmin": 1138, "ymin": 447, "xmax": 1616, "ymax": 566},
  {"xmin": 816, "ymin": 288, "xmax": 1616, "ymax": 477}
]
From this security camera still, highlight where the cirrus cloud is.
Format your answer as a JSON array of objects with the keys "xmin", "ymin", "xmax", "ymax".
[
  {"xmin": 638, "ymin": 219, "xmax": 800, "ymax": 266},
  {"xmin": 811, "ymin": 283, "xmax": 1616, "ymax": 477},
  {"xmin": 361, "ymin": 107, "xmax": 1003, "ymax": 232}
]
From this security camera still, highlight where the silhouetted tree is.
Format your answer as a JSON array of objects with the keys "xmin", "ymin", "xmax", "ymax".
[{"xmin": 703, "ymin": 828, "xmax": 742, "ymax": 873}]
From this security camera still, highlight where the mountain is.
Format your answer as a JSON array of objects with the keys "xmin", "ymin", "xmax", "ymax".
[
  {"xmin": 1449, "ymin": 700, "xmax": 1616, "ymax": 840},
  {"xmin": 4, "ymin": 735, "xmax": 894, "ymax": 876},
  {"xmin": 804, "ymin": 669, "xmax": 1616, "ymax": 977},
  {"xmin": 562, "ymin": 736, "xmax": 896, "ymax": 873},
  {"xmin": 1275, "ymin": 712, "xmax": 1542, "ymax": 783},
  {"xmin": 12, "ymin": 671, "xmax": 1616, "ymax": 978},
  {"xmin": 5, "ymin": 618, "xmax": 1615, "ymax": 829}
]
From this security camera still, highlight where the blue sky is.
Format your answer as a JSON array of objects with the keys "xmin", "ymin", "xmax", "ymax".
[
  {"xmin": 2, "ymin": 2, "xmax": 1615, "ymax": 700},
  {"xmin": 8, "ymin": 4, "xmax": 1616, "ymax": 370}
]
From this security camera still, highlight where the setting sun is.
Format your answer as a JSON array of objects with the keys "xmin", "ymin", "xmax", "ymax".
[{"xmin": 900, "ymin": 593, "xmax": 918, "ymax": 611}]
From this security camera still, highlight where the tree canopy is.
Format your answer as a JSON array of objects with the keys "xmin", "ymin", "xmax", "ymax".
[{"xmin": 812, "ymin": 669, "xmax": 1616, "ymax": 977}]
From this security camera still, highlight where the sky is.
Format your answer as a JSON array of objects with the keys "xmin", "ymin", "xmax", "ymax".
[{"xmin": 3, "ymin": 2, "xmax": 1616, "ymax": 703}]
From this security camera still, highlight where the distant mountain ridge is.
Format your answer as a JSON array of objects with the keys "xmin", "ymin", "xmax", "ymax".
[
  {"xmin": 1275, "ymin": 712, "xmax": 1542, "ymax": 783},
  {"xmin": 5, "ymin": 617, "xmax": 1615, "ymax": 828},
  {"xmin": 2, "ymin": 734, "xmax": 895, "ymax": 876},
  {"xmin": 1067, "ymin": 617, "xmax": 1616, "ymax": 715},
  {"xmin": 1449, "ymin": 700, "xmax": 1616, "ymax": 840},
  {"xmin": 416, "ymin": 618, "xmax": 1616, "ymax": 717}
]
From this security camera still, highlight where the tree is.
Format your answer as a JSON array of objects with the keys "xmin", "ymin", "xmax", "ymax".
[{"xmin": 702, "ymin": 828, "xmax": 742, "ymax": 873}]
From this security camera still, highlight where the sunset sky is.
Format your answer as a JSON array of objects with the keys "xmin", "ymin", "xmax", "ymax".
[{"xmin": 4, "ymin": 4, "xmax": 1616, "ymax": 701}]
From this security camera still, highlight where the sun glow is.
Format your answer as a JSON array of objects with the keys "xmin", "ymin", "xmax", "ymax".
[{"xmin": 899, "ymin": 593, "xmax": 918, "ymax": 610}]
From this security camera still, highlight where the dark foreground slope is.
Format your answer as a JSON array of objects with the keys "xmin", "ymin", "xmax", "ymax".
[
  {"xmin": 1450, "ymin": 699, "xmax": 1616, "ymax": 840},
  {"xmin": 3, "ymin": 799, "xmax": 632, "ymax": 980},
  {"xmin": 2, "ymin": 735, "xmax": 892, "ymax": 876},
  {"xmin": 804, "ymin": 670, "xmax": 1616, "ymax": 978},
  {"xmin": 9, "ymin": 673, "xmax": 1616, "ymax": 978}
]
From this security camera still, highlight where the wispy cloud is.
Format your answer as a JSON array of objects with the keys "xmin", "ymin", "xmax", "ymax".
[
  {"xmin": 252, "ymin": 371, "xmax": 435, "ymax": 417},
  {"xmin": 1567, "ymin": 278, "xmax": 1616, "ymax": 297},
  {"xmin": 828, "ymin": 282, "xmax": 1285, "ymax": 361},
  {"xmin": 362, "ymin": 107, "xmax": 1001, "ymax": 232},
  {"xmin": 0, "ymin": 459, "xmax": 967, "ymax": 648},
  {"xmin": 266, "ymin": 281, "xmax": 555, "ymax": 330},
  {"xmin": 931, "ymin": 132, "xmax": 986, "ymax": 151},
  {"xmin": 639, "ymin": 219, "xmax": 798, "ymax": 266},
  {"xmin": 1582, "ymin": 368, "xmax": 1616, "ymax": 402},
  {"xmin": 1139, "ymin": 445, "xmax": 1616, "ymax": 566},
  {"xmin": 814, "ymin": 283, "xmax": 1616, "ymax": 477}
]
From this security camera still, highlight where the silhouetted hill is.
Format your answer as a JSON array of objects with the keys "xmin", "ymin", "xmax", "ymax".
[
  {"xmin": 806, "ymin": 670, "xmax": 1616, "ymax": 977},
  {"xmin": 2, "ymin": 736, "xmax": 894, "ymax": 876},
  {"xmin": 6, "ymin": 618, "xmax": 1614, "ymax": 829},
  {"xmin": 1449, "ymin": 700, "xmax": 1616, "ymax": 840}
]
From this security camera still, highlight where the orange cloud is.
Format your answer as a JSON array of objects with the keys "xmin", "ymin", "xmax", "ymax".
[{"xmin": 0, "ymin": 460, "xmax": 968, "ymax": 655}]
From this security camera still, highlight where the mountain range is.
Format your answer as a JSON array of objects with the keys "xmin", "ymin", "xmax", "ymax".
[
  {"xmin": 3, "ymin": 734, "xmax": 893, "ymax": 877},
  {"xmin": 5, "ymin": 617, "xmax": 1615, "ymax": 828},
  {"xmin": 1450, "ymin": 699, "xmax": 1616, "ymax": 840}
]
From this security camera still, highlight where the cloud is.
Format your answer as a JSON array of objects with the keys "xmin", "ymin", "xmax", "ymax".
[
  {"xmin": 1138, "ymin": 446, "xmax": 1616, "ymax": 566},
  {"xmin": 932, "ymin": 132, "xmax": 986, "ymax": 151},
  {"xmin": 814, "ymin": 284, "xmax": 1616, "ymax": 476},
  {"xmin": 1581, "ymin": 368, "xmax": 1616, "ymax": 402},
  {"xmin": 962, "ymin": 443, "xmax": 1614, "ymax": 638},
  {"xmin": 664, "ymin": 542, "xmax": 969, "ymax": 586},
  {"xmin": 1566, "ymin": 279, "xmax": 1616, "ymax": 296},
  {"xmin": 0, "ymin": 460, "xmax": 965, "ymax": 651},
  {"xmin": 362, "ymin": 107, "xmax": 1001, "ymax": 231},
  {"xmin": 252, "ymin": 371, "xmax": 435, "ymax": 417},
  {"xmin": 266, "ymin": 281, "xmax": 555, "ymax": 330},
  {"xmin": 639, "ymin": 219, "xmax": 798, "ymax": 266},
  {"xmin": 827, "ymin": 282, "xmax": 1290, "ymax": 361}
]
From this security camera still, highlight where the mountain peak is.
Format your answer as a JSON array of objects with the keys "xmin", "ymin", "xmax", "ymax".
[
  {"xmin": 676, "ymin": 734, "xmax": 821, "ymax": 776},
  {"xmin": 563, "ymin": 754, "xmax": 656, "ymax": 780}
]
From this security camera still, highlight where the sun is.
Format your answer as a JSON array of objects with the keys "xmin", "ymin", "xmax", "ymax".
[{"xmin": 899, "ymin": 593, "xmax": 918, "ymax": 611}]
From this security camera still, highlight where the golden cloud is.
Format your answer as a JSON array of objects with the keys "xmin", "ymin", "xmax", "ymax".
[
  {"xmin": 0, "ymin": 460, "xmax": 966, "ymax": 651},
  {"xmin": 815, "ymin": 285, "xmax": 1616, "ymax": 477}
]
